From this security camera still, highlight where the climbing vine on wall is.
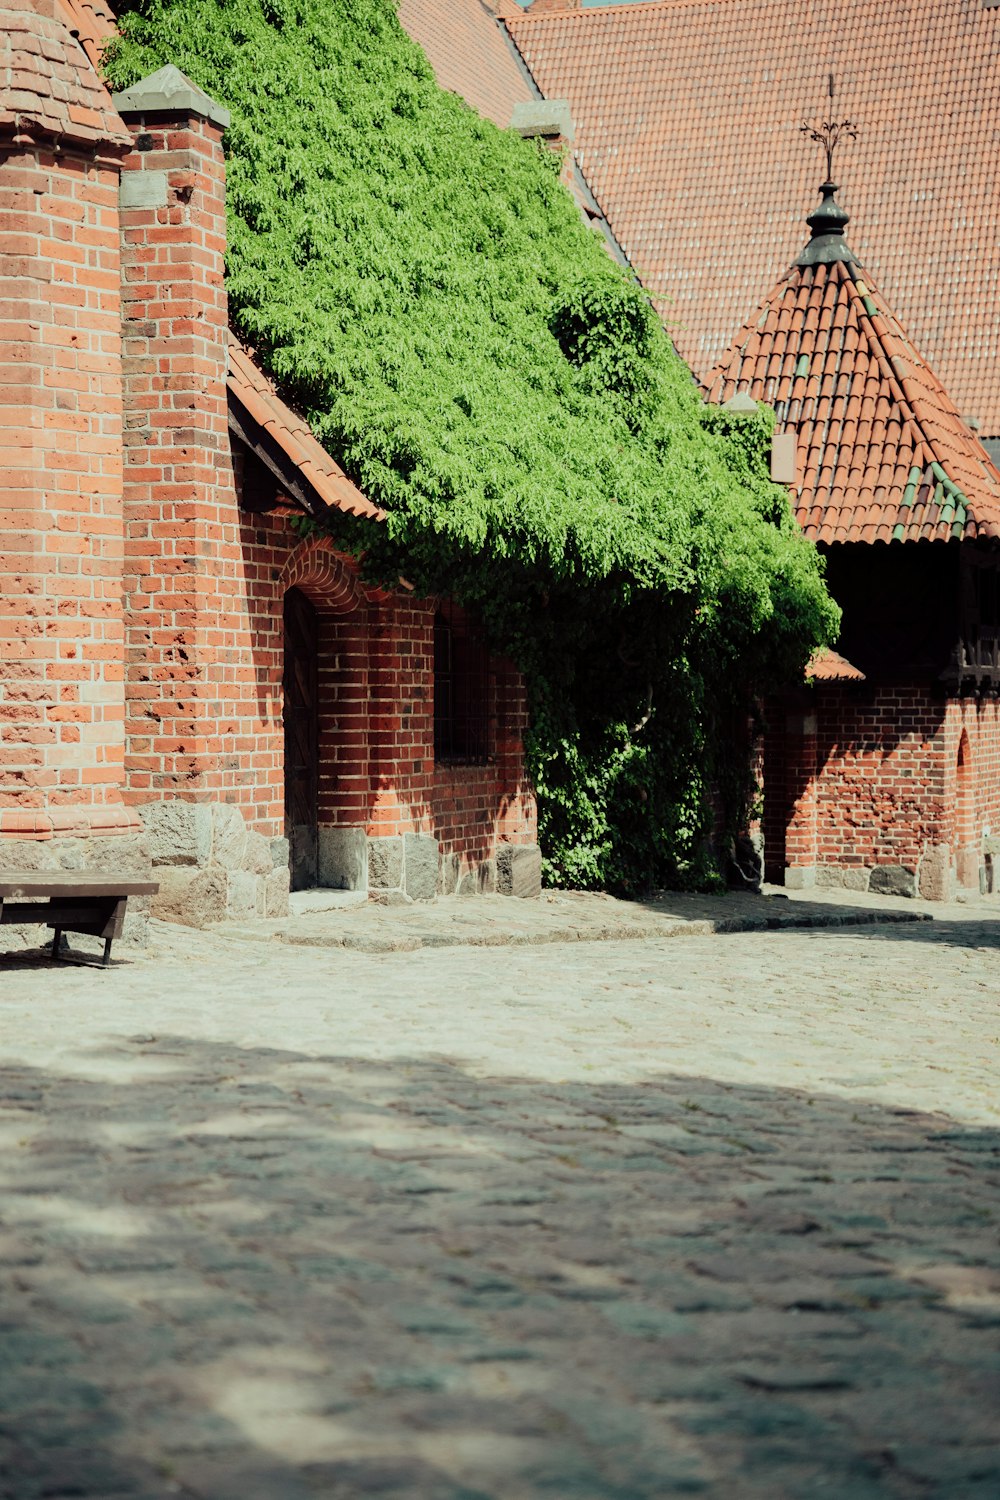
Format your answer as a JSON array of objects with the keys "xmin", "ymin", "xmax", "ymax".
[{"xmin": 107, "ymin": 0, "xmax": 838, "ymax": 893}]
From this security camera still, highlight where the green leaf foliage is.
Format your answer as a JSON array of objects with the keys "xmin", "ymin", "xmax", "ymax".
[{"xmin": 107, "ymin": 0, "xmax": 839, "ymax": 893}]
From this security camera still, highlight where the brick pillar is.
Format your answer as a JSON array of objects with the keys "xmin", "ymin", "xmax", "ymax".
[
  {"xmin": 782, "ymin": 709, "xmax": 818, "ymax": 887},
  {"xmin": 0, "ymin": 115, "xmax": 142, "ymax": 860},
  {"xmin": 112, "ymin": 66, "xmax": 236, "ymax": 803}
]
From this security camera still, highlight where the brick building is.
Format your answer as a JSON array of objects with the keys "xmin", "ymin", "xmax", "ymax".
[
  {"xmin": 707, "ymin": 182, "xmax": 1000, "ymax": 898},
  {"xmin": 407, "ymin": 0, "xmax": 1000, "ymax": 900},
  {"xmin": 0, "ymin": 0, "xmax": 538, "ymax": 929}
]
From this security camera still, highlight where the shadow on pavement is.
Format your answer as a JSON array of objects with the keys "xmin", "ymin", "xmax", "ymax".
[
  {"xmin": 1, "ymin": 1041, "xmax": 999, "ymax": 1499},
  {"xmin": 791, "ymin": 915, "xmax": 1000, "ymax": 951}
]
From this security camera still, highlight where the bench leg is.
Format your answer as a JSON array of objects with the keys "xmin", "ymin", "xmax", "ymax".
[
  {"xmin": 51, "ymin": 927, "xmax": 63, "ymax": 962},
  {"xmin": 102, "ymin": 936, "xmax": 113, "ymax": 968}
]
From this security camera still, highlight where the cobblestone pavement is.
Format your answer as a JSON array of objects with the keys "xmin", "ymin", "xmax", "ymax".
[{"xmin": 1, "ymin": 908, "xmax": 999, "ymax": 1498}]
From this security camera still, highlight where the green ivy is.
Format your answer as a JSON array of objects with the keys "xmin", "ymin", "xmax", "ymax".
[{"xmin": 107, "ymin": 0, "xmax": 839, "ymax": 893}]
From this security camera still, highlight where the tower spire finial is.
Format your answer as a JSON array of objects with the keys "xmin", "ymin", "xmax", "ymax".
[
  {"xmin": 795, "ymin": 75, "xmax": 859, "ymax": 267},
  {"xmin": 800, "ymin": 74, "xmax": 857, "ymax": 184}
]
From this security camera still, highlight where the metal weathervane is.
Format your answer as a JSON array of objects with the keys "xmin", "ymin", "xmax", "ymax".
[{"xmin": 800, "ymin": 74, "xmax": 857, "ymax": 180}]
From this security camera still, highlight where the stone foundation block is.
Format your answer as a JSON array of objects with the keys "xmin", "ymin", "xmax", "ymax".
[
  {"xmin": 815, "ymin": 865, "xmax": 871, "ymax": 892},
  {"xmin": 370, "ymin": 888, "xmax": 414, "ymax": 907},
  {"xmin": 869, "ymin": 864, "xmax": 917, "ymax": 898},
  {"xmin": 139, "ymin": 802, "xmax": 211, "ymax": 868},
  {"xmin": 458, "ymin": 859, "xmax": 497, "ymax": 897},
  {"xmin": 368, "ymin": 836, "xmax": 404, "ymax": 891},
  {"xmin": 211, "ymin": 804, "xmax": 248, "ymax": 872},
  {"xmin": 403, "ymin": 834, "xmax": 439, "ymax": 901},
  {"xmin": 918, "ymin": 843, "xmax": 953, "ymax": 902},
  {"xmin": 264, "ymin": 866, "xmax": 291, "ymax": 918},
  {"xmin": 496, "ymin": 843, "xmax": 542, "ymax": 899},
  {"xmin": 319, "ymin": 826, "xmax": 368, "ymax": 891},
  {"xmin": 783, "ymin": 865, "xmax": 816, "ymax": 890},
  {"xmin": 438, "ymin": 851, "xmax": 461, "ymax": 896},
  {"xmin": 152, "ymin": 864, "xmax": 227, "ymax": 928},
  {"xmin": 242, "ymin": 831, "xmax": 273, "ymax": 876},
  {"xmin": 227, "ymin": 870, "xmax": 260, "ymax": 922}
]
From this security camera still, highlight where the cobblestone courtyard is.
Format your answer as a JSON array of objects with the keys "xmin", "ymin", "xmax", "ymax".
[{"xmin": 1, "ymin": 906, "xmax": 999, "ymax": 1499}]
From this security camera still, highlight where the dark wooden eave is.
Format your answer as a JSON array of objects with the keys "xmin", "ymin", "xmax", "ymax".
[{"xmin": 228, "ymin": 392, "xmax": 320, "ymax": 517}]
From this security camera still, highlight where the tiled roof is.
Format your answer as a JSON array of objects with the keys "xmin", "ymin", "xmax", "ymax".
[
  {"xmin": 397, "ymin": 0, "xmax": 534, "ymax": 129},
  {"xmin": 505, "ymin": 0, "xmax": 1000, "ymax": 436},
  {"xmin": 54, "ymin": 0, "xmax": 116, "ymax": 71},
  {"xmin": 228, "ymin": 338, "xmax": 384, "ymax": 523},
  {"xmin": 1, "ymin": 0, "xmax": 130, "ymax": 150},
  {"xmin": 807, "ymin": 648, "xmax": 865, "ymax": 683},
  {"xmin": 704, "ymin": 212, "xmax": 1000, "ymax": 548},
  {"xmin": 398, "ymin": 0, "xmax": 628, "ymax": 264}
]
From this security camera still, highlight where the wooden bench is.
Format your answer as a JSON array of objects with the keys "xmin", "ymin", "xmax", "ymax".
[{"xmin": 0, "ymin": 872, "xmax": 159, "ymax": 967}]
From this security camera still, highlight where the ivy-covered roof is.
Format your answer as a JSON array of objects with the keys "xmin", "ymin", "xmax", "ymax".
[{"xmin": 101, "ymin": 0, "xmax": 831, "ymax": 642}]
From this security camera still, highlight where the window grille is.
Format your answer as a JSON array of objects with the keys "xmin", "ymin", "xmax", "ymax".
[{"xmin": 434, "ymin": 606, "xmax": 491, "ymax": 764}]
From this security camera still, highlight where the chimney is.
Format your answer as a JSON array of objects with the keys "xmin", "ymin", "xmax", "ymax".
[
  {"xmin": 112, "ymin": 67, "xmax": 241, "ymax": 805},
  {"xmin": 510, "ymin": 99, "xmax": 575, "ymax": 149},
  {"xmin": 510, "ymin": 99, "xmax": 576, "ymax": 191}
]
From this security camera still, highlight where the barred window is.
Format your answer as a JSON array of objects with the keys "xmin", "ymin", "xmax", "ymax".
[{"xmin": 434, "ymin": 605, "xmax": 491, "ymax": 764}]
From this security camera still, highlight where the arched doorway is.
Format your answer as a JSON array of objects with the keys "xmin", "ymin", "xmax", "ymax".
[
  {"xmin": 283, "ymin": 587, "xmax": 319, "ymax": 889},
  {"xmin": 279, "ymin": 538, "xmax": 368, "ymax": 892}
]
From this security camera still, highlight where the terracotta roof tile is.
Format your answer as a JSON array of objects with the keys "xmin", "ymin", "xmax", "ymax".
[
  {"xmin": 807, "ymin": 647, "xmax": 865, "ymax": 682},
  {"xmin": 1, "ymin": 0, "xmax": 130, "ymax": 150},
  {"xmin": 706, "ymin": 239, "xmax": 1000, "ymax": 548},
  {"xmin": 397, "ymin": 0, "xmax": 535, "ymax": 129},
  {"xmin": 54, "ymin": 0, "xmax": 116, "ymax": 70},
  {"xmin": 227, "ymin": 337, "xmax": 384, "ymax": 523},
  {"xmin": 505, "ymin": 0, "xmax": 1000, "ymax": 435}
]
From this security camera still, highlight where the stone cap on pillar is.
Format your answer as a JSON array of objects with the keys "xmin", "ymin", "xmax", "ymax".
[{"xmin": 112, "ymin": 64, "xmax": 230, "ymax": 128}]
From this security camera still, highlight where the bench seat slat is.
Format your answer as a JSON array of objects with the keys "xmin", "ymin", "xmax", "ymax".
[{"xmin": 0, "ymin": 873, "xmax": 158, "ymax": 900}]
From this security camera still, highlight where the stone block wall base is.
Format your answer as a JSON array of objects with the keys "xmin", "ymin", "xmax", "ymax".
[
  {"xmin": 806, "ymin": 846, "xmax": 959, "ymax": 902},
  {"xmin": 367, "ymin": 832, "xmax": 439, "ymax": 902},
  {"xmin": 363, "ymin": 833, "xmax": 540, "ymax": 901},
  {"xmin": 318, "ymin": 827, "xmax": 368, "ymax": 891},
  {"xmin": 0, "ymin": 830, "xmax": 154, "ymax": 947},
  {"xmin": 496, "ymin": 843, "xmax": 542, "ymax": 898},
  {"xmin": 783, "ymin": 865, "xmax": 816, "ymax": 890},
  {"xmin": 139, "ymin": 801, "xmax": 289, "ymax": 928},
  {"xmin": 917, "ymin": 846, "xmax": 953, "ymax": 900},
  {"xmin": 868, "ymin": 864, "xmax": 917, "ymax": 898},
  {"xmin": 815, "ymin": 865, "xmax": 871, "ymax": 893}
]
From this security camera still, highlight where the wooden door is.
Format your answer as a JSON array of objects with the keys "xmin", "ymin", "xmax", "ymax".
[{"xmin": 283, "ymin": 588, "xmax": 319, "ymax": 890}]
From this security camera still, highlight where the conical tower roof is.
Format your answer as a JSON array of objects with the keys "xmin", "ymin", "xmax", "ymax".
[
  {"xmin": 1, "ymin": 0, "xmax": 130, "ymax": 151},
  {"xmin": 705, "ymin": 184, "xmax": 1000, "ymax": 546}
]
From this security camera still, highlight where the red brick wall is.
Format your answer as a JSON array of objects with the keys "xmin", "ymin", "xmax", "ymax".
[
  {"xmin": 811, "ymin": 687, "xmax": 948, "ymax": 874},
  {"xmin": 765, "ymin": 682, "xmax": 1000, "ymax": 895},
  {"xmin": 945, "ymin": 697, "xmax": 1000, "ymax": 885},
  {"xmin": 116, "ymin": 101, "xmax": 533, "ymax": 880},
  {"xmin": 0, "ymin": 141, "xmax": 138, "ymax": 843},
  {"xmin": 244, "ymin": 518, "xmax": 536, "ymax": 871},
  {"xmin": 119, "ymin": 109, "xmax": 284, "ymax": 823}
]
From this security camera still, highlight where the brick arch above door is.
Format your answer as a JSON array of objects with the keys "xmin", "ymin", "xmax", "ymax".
[{"xmin": 279, "ymin": 536, "xmax": 365, "ymax": 615}]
